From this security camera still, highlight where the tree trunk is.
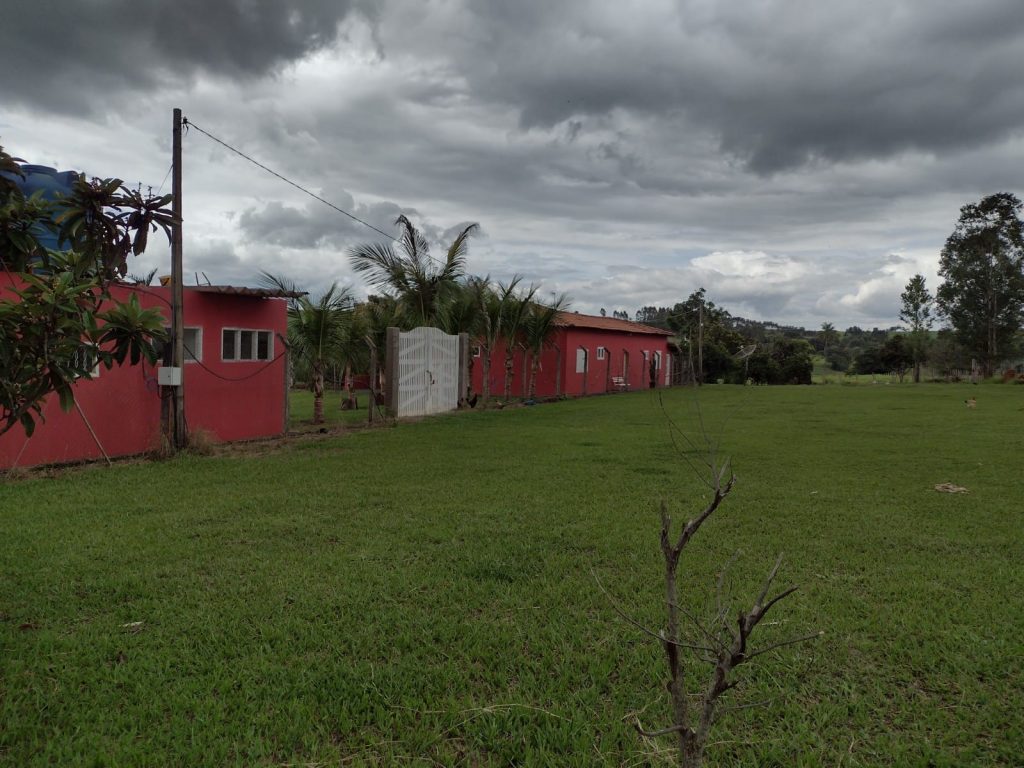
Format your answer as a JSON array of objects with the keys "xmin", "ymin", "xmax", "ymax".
[
  {"xmin": 341, "ymin": 362, "xmax": 353, "ymax": 407},
  {"xmin": 529, "ymin": 355, "xmax": 539, "ymax": 398},
  {"xmin": 503, "ymin": 350, "xmax": 515, "ymax": 400},
  {"xmin": 481, "ymin": 347, "xmax": 492, "ymax": 405},
  {"xmin": 312, "ymin": 365, "xmax": 325, "ymax": 424},
  {"xmin": 521, "ymin": 349, "xmax": 530, "ymax": 397}
]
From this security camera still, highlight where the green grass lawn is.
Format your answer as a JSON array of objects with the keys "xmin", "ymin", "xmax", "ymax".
[
  {"xmin": 288, "ymin": 388, "xmax": 377, "ymax": 430},
  {"xmin": 2, "ymin": 385, "xmax": 1022, "ymax": 766}
]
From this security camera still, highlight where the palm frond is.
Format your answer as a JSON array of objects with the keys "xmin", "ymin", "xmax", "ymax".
[
  {"xmin": 394, "ymin": 214, "xmax": 431, "ymax": 268},
  {"xmin": 348, "ymin": 241, "xmax": 412, "ymax": 295},
  {"xmin": 441, "ymin": 222, "xmax": 479, "ymax": 280}
]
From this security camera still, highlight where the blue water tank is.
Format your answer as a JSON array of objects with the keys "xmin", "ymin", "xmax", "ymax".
[{"xmin": 3, "ymin": 164, "xmax": 81, "ymax": 252}]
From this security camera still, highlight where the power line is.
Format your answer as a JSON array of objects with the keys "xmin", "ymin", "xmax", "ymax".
[
  {"xmin": 181, "ymin": 117, "xmax": 396, "ymax": 241},
  {"xmin": 156, "ymin": 163, "xmax": 173, "ymax": 195}
]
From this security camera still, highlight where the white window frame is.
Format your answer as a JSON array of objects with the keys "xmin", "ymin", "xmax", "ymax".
[
  {"xmin": 472, "ymin": 345, "xmax": 481, "ymax": 358},
  {"xmin": 222, "ymin": 328, "xmax": 274, "ymax": 362},
  {"xmin": 596, "ymin": 346, "xmax": 606, "ymax": 361},
  {"xmin": 71, "ymin": 343, "xmax": 101, "ymax": 379},
  {"xmin": 575, "ymin": 347, "xmax": 588, "ymax": 374},
  {"xmin": 164, "ymin": 326, "xmax": 203, "ymax": 363},
  {"xmin": 654, "ymin": 351, "xmax": 662, "ymax": 370}
]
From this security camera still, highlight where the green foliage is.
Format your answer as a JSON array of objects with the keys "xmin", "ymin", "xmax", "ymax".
[
  {"xmin": 937, "ymin": 193, "xmax": 1024, "ymax": 376},
  {"xmin": 0, "ymin": 144, "xmax": 171, "ymax": 436},
  {"xmin": 262, "ymin": 273, "xmax": 355, "ymax": 425},
  {"xmin": 818, "ymin": 322, "xmax": 838, "ymax": 357},
  {"xmin": 825, "ymin": 346, "xmax": 851, "ymax": 372},
  {"xmin": 634, "ymin": 305, "xmax": 672, "ymax": 328},
  {"xmin": 900, "ymin": 274, "xmax": 934, "ymax": 382},
  {"xmin": 880, "ymin": 334, "xmax": 914, "ymax": 381},
  {"xmin": 669, "ymin": 288, "xmax": 748, "ymax": 383},
  {"xmin": 2, "ymin": 386, "xmax": 1021, "ymax": 766},
  {"xmin": 348, "ymin": 215, "xmax": 478, "ymax": 328},
  {"xmin": 519, "ymin": 292, "xmax": 569, "ymax": 398},
  {"xmin": 746, "ymin": 336, "xmax": 814, "ymax": 384}
]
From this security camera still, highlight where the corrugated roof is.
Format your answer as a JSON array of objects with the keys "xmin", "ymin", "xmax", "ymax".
[
  {"xmin": 554, "ymin": 312, "xmax": 672, "ymax": 335},
  {"xmin": 189, "ymin": 285, "xmax": 306, "ymax": 299}
]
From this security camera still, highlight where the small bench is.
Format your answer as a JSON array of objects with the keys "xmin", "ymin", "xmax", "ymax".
[{"xmin": 610, "ymin": 376, "xmax": 627, "ymax": 391}]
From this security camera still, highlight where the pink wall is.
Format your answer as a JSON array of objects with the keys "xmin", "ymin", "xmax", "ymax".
[
  {"xmin": 560, "ymin": 328, "xmax": 670, "ymax": 396},
  {"xmin": 0, "ymin": 282, "xmax": 289, "ymax": 469},
  {"xmin": 174, "ymin": 290, "xmax": 289, "ymax": 442},
  {"xmin": 469, "ymin": 327, "xmax": 671, "ymax": 399}
]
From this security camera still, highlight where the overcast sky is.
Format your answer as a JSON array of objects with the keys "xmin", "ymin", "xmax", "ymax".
[{"xmin": 3, "ymin": 0, "xmax": 1023, "ymax": 328}]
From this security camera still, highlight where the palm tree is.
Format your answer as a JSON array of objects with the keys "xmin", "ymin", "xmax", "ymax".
[
  {"xmin": 819, "ymin": 322, "xmax": 838, "ymax": 359},
  {"xmin": 501, "ymin": 283, "xmax": 539, "ymax": 400},
  {"xmin": 335, "ymin": 308, "xmax": 370, "ymax": 409},
  {"xmin": 355, "ymin": 294, "xmax": 401, "ymax": 400},
  {"xmin": 438, "ymin": 276, "xmax": 487, "ymax": 338},
  {"xmin": 477, "ymin": 277, "xmax": 521, "ymax": 406},
  {"xmin": 348, "ymin": 215, "xmax": 478, "ymax": 328},
  {"xmin": 262, "ymin": 272, "xmax": 353, "ymax": 425},
  {"xmin": 520, "ymin": 294, "xmax": 569, "ymax": 398},
  {"xmin": 438, "ymin": 276, "xmax": 489, "ymax": 402}
]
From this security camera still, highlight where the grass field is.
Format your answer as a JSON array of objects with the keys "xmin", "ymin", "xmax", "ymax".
[{"xmin": 2, "ymin": 385, "xmax": 1022, "ymax": 766}]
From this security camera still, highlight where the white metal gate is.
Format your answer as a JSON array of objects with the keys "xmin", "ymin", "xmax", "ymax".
[{"xmin": 395, "ymin": 326, "xmax": 460, "ymax": 418}]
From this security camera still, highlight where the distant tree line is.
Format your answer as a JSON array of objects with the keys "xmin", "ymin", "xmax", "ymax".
[{"xmin": 632, "ymin": 289, "xmax": 816, "ymax": 385}]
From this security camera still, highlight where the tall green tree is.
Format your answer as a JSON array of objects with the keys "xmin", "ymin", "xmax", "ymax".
[
  {"xmin": 348, "ymin": 215, "xmax": 478, "ymax": 328},
  {"xmin": 880, "ymin": 334, "xmax": 914, "ymax": 383},
  {"xmin": 668, "ymin": 289, "xmax": 742, "ymax": 383},
  {"xmin": 1, "ymin": 145, "xmax": 171, "ymax": 437},
  {"xmin": 899, "ymin": 274, "xmax": 934, "ymax": 383},
  {"xmin": 818, "ymin": 322, "xmax": 838, "ymax": 358},
  {"xmin": 937, "ymin": 193, "xmax": 1024, "ymax": 377}
]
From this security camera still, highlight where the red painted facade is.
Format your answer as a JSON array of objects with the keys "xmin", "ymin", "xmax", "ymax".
[
  {"xmin": 0, "ymin": 282, "xmax": 291, "ymax": 469},
  {"xmin": 470, "ymin": 313, "xmax": 673, "ymax": 399}
]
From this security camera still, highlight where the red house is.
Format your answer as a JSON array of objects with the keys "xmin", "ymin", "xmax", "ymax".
[
  {"xmin": 0, "ymin": 281, "xmax": 296, "ymax": 469},
  {"xmin": 471, "ymin": 312, "xmax": 674, "ymax": 399}
]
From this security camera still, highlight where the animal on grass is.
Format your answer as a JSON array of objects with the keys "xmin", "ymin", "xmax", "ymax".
[{"xmin": 965, "ymin": 397, "xmax": 977, "ymax": 409}]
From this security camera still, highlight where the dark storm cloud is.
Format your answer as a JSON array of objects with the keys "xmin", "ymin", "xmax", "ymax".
[
  {"xmin": 6, "ymin": 0, "xmax": 1022, "ymax": 329},
  {"xmin": 237, "ymin": 195, "xmax": 410, "ymax": 249},
  {"xmin": 388, "ymin": 0, "xmax": 1024, "ymax": 173},
  {"xmin": 0, "ymin": 0, "xmax": 373, "ymax": 114}
]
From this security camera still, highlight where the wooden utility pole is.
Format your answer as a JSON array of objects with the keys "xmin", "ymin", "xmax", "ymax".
[
  {"xmin": 171, "ymin": 108, "xmax": 187, "ymax": 449},
  {"xmin": 697, "ymin": 301, "xmax": 704, "ymax": 385}
]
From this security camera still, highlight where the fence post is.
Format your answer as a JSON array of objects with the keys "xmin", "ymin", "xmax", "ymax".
[
  {"xmin": 384, "ymin": 327, "xmax": 399, "ymax": 414},
  {"xmin": 458, "ymin": 333, "xmax": 470, "ymax": 405},
  {"xmin": 367, "ymin": 336, "xmax": 378, "ymax": 425}
]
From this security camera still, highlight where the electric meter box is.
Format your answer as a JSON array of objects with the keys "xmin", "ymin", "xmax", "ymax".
[{"xmin": 158, "ymin": 366, "xmax": 182, "ymax": 386}]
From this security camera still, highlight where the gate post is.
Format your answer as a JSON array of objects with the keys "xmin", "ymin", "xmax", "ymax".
[
  {"xmin": 458, "ymin": 332, "xmax": 469, "ymax": 405},
  {"xmin": 384, "ymin": 327, "xmax": 399, "ymax": 414}
]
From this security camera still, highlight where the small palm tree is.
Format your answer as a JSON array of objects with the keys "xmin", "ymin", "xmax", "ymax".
[
  {"xmin": 438, "ymin": 276, "xmax": 489, "ymax": 402},
  {"xmin": 477, "ymin": 277, "xmax": 521, "ymax": 406},
  {"xmin": 500, "ymin": 283, "xmax": 540, "ymax": 399},
  {"xmin": 521, "ymin": 294, "xmax": 569, "ymax": 398},
  {"xmin": 355, "ymin": 294, "xmax": 402, "ymax": 399},
  {"xmin": 348, "ymin": 215, "xmax": 478, "ymax": 328},
  {"xmin": 262, "ymin": 272, "xmax": 353, "ymax": 425}
]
